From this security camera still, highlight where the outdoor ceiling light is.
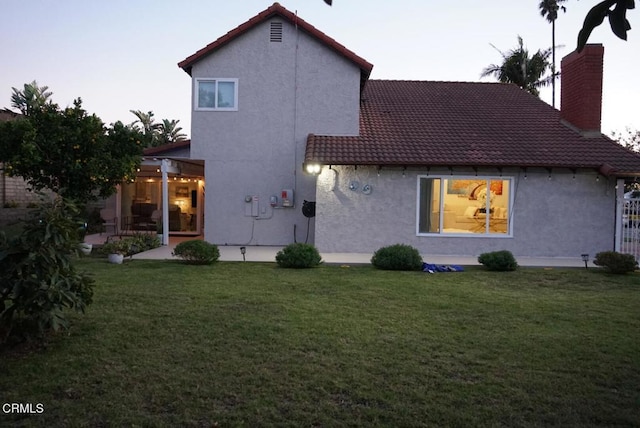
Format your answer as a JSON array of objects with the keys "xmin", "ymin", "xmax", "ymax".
[{"xmin": 304, "ymin": 163, "xmax": 321, "ymax": 175}]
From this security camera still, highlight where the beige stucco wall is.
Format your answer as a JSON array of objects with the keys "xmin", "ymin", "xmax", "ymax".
[
  {"xmin": 314, "ymin": 165, "xmax": 616, "ymax": 258},
  {"xmin": 189, "ymin": 18, "xmax": 362, "ymax": 245}
]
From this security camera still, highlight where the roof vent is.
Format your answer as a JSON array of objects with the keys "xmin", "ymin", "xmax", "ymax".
[{"xmin": 270, "ymin": 22, "xmax": 283, "ymax": 42}]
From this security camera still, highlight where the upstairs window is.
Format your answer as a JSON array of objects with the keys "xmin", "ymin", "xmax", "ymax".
[{"xmin": 195, "ymin": 78, "xmax": 238, "ymax": 111}]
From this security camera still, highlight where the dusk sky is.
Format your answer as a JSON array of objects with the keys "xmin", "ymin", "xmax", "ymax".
[{"xmin": 2, "ymin": 0, "xmax": 638, "ymax": 137}]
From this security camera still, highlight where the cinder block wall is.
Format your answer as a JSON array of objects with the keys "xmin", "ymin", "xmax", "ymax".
[
  {"xmin": 1, "ymin": 175, "xmax": 43, "ymax": 206},
  {"xmin": 0, "ymin": 170, "xmax": 54, "ymax": 226}
]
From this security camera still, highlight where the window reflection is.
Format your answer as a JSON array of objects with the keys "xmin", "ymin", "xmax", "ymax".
[{"xmin": 418, "ymin": 177, "xmax": 510, "ymax": 235}]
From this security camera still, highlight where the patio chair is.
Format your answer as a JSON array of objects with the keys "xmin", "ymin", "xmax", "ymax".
[
  {"xmin": 151, "ymin": 209, "xmax": 162, "ymax": 232},
  {"xmin": 100, "ymin": 208, "xmax": 118, "ymax": 235}
]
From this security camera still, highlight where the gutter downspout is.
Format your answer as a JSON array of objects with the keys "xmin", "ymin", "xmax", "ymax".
[{"xmin": 614, "ymin": 178, "xmax": 624, "ymax": 252}]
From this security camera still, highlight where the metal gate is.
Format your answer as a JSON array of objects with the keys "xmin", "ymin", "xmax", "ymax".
[{"xmin": 621, "ymin": 197, "xmax": 640, "ymax": 262}]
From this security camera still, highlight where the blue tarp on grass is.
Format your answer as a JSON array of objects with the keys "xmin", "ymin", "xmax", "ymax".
[{"xmin": 422, "ymin": 263, "xmax": 464, "ymax": 273}]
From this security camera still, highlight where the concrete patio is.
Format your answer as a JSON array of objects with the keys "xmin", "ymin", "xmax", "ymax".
[{"xmin": 84, "ymin": 233, "xmax": 591, "ymax": 267}]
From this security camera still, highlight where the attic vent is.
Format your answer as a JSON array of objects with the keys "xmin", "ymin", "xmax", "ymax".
[{"xmin": 270, "ymin": 22, "xmax": 283, "ymax": 42}]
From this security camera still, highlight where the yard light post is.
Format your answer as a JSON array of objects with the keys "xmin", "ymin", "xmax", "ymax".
[
  {"xmin": 581, "ymin": 253, "xmax": 589, "ymax": 269},
  {"xmin": 240, "ymin": 246, "xmax": 246, "ymax": 262}
]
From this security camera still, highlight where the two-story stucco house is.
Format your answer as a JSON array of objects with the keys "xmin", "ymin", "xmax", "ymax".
[
  {"xmin": 174, "ymin": 2, "xmax": 640, "ymax": 260},
  {"xmin": 177, "ymin": 2, "xmax": 372, "ymax": 247}
]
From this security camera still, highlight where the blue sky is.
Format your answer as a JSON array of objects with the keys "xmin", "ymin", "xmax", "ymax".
[{"xmin": 1, "ymin": 0, "xmax": 638, "ymax": 137}]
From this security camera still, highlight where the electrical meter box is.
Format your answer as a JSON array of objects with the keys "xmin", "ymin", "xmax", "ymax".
[{"xmin": 244, "ymin": 195, "xmax": 259, "ymax": 217}]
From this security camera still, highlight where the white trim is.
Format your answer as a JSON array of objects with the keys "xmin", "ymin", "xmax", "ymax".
[
  {"xmin": 194, "ymin": 78, "xmax": 239, "ymax": 111},
  {"xmin": 160, "ymin": 159, "xmax": 170, "ymax": 246},
  {"xmin": 614, "ymin": 179, "xmax": 624, "ymax": 252},
  {"xmin": 416, "ymin": 175, "xmax": 514, "ymax": 238}
]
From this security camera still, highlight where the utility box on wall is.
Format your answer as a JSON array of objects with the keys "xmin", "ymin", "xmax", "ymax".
[
  {"xmin": 245, "ymin": 190, "xmax": 294, "ymax": 217},
  {"xmin": 244, "ymin": 195, "xmax": 259, "ymax": 217},
  {"xmin": 281, "ymin": 189, "xmax": 294, "ymax": 207}
]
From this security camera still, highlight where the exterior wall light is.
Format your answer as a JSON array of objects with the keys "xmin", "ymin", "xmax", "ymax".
[{"xmin": 304, "ymin": 163, "xmax": 321, "ymax": 175}]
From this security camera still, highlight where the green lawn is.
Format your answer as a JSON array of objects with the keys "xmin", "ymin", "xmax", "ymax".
[{"xmin": 1, "ymin": 259, "xmax": 639, "ymax": 427}]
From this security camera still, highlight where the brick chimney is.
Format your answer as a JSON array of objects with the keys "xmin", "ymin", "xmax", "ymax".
[{"xmin": 560, "ymin": 44, "xmax": 604, "ymax": 133}]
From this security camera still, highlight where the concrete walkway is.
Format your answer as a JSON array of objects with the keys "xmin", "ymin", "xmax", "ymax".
[
  {"xmin": 85, "ymin": 234, "xmax": 589, "ymax": 267},
  {"xmin": 139, "ymin": 243, "xmax": 588, "ymax": 268},
  {"xmin": 143, "ymin": 245, "xmax": 589, "ymax": 267}
]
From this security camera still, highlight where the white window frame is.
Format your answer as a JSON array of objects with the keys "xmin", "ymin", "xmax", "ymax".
[
  {"xmin": 416, "ymin": 175, "xmax": 514, "ymax": 237},
  {"xmin": 194, "ymin": 78, "xmax": 238, "ymax": 111}
]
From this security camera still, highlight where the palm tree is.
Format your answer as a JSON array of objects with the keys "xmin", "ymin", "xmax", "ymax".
[
  {"xmin": 481, "ymin": 36, "xmax": 553, "ymax": 97},
  {"xmin": 539, "ymin": 0, "xmax": 567, "ymax": 108},
  {"xmin": 129, "ymin": 110, "xmax": 161, "ymax": 147},
  {"xmin": 129, "ymin": 110, "xmax": 160, "ymax": 135},
  {"xmin": 10, "ymin": 80, "xmax": 53, "ymax": 115},
  {"xmin": 158, "ymin": 119, "xmax": 187, "ymax": 145}
]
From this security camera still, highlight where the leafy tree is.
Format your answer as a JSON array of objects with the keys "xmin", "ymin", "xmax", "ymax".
[
  {"xmin": 0, "ymin": 197, "xmax": 94, "ymax": 345},
  {"xmin": 157, "ymin": 119, "xmax": 187, "ymax": 145},
  {"xmin": 0, "ymin": 97, "xmax": 143, "ymax": 203},
  {"xmin": 539, "ymin": 0, "xmax": 567, "ymax": 107},
  {"xmin": 612, "ymin": 128, "xmax": 640, "ymax": 192},
  {"xmin": 578, "ymin": 0, "xmax": 635, "ymax": 52},
  {"xmin": 481, "ymin": 36, "xmax": 553, "ymax": 97},
  {"xmin": 611, "ymin": 127, "xmax": 640, "ymax": 152},
  {"xmin": 10, "ymin": 80, "xmax": 52, "ymax": 115}
]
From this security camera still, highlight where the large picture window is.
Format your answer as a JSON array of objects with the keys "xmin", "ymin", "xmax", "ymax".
[
  {"xmin": 417, "ymin": 176, "xmax": 512, "ymax": 236},
  {"xmin": 195, "ymin": 78, "xmax": 238, "ymax": 111}
]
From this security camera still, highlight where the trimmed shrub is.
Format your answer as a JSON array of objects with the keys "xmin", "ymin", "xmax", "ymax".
[
  {"xmin": 172, "ymin": 240, "xmax": 219, "ymax": 265},
  {"xmin": 478, "ymin": 250, "xmax": 518, "ymax": 271},
  {"xmin": 275, "ymin": 243, "xmax": 322, "ymax": 268},
  {"xmin": 128, "ymin": 232, "xmax": 161, "ymax": 253},
  {"xmin": 99, "ymin": 239, "xmax": 131, "ymax": 256},
  {"xmin": 371, "ymin": 244, "xmax": 423, "ymax": 271},
  {"xmin": 593, "ymin": 251, "xmax": 638, "ymax": 274},
  {"xmin": 100, "ymin": 233, "xmax": 161, "ymax": 257}
]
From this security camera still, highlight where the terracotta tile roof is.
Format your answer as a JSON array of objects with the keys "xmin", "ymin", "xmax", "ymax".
[
  {"xmin": 178, "ymin": 2, "xmax": 373, "ymax": 87},
  {"xmin": 0, "ymin": 108, "xmax": 20, "ymax": 122},
  {"xmin": 305, "ymin": 80, "xmax": 640, "ymax": 176},
  {"xmin": 143, "ymin": 139, "xmax": 191, "ymax": 156}
]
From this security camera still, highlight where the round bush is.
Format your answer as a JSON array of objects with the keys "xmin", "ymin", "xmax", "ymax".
[
  {"xmin": 477, "ymin": 250, "xmax": 518, "ymax": 271},
  {"xmin": 128, "ymin": 232, "xmax": 161, "ymax": 253},
  {"xmin": 593, "ymin": 251, "xmax": 638, "ymax": 274},
  {"xmin": 172, "ymin": 240, "xmax": 219, "ymax": 265},
  {"xmin": 371, "ymin": 244, "xmax": 423, "ymax": 271},
  {"xmin": 275, "ymin": 243, "xmax": 322, "ymax": 268}
]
